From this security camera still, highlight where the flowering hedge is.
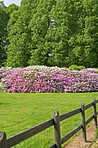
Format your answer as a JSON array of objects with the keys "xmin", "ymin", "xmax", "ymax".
[{"xmin": 0, "ymin": 66, "xmax": 98, "ymax": 93}]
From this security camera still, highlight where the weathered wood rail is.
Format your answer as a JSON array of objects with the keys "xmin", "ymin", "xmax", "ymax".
[{"xmin": 0, "ymin": 98, "xmax": 98, "ymax": 148}]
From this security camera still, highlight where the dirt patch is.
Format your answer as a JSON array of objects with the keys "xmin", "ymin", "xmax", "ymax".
[
  {"xmin": 64, "ymin": 119, "xmax": 97, "ymax": 148},
  {"xmin": 91, "ymin": 139, "xmax": 98, "ymax": 148}
]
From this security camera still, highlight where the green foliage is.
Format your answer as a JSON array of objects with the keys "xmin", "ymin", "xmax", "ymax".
[
  {"xmin": 69, "ymin": 65, "xmax": 86, "ymax": 71},
  {"xmin": 68, "ymin": 65, "xmax": 80, "ymax": 71},
  {"xmin": 6, "ymin": 1, "xmax": 35, "ymax": 67},
  {"xmin": 0, "ymin": 1, "xmax": 6, "ymax": 8},
  {"xmin": 0, "ymin": 2, "xmax": 19, "ymax": 68},
  {"xmin": 48, "ymin": 0, "xmax": 83, "ymax": 67},
  {"xmin": 96, "ymin": 70, "xmax": 98, "ymax": 74},
  {"xmin": 78, "ymin": 66, "xmax": 86, "ymax": 70},
  {"xmin": 70, "ymin": 0, "xmax": 98, "ymax": 68},
  {"xmin": 0, "ymin": 0, "xmax": 97, "ymax": 68},
  {"xmin": 28, "ymin": 0, "xmax": 56, "ymax": 66},
  {"xmin": 0, "ymin": 1, "xmax": 9, "ymax": 67},
  {"xmin": 5, "ymin": 4, "xmax": 19, "ymax": 15}
]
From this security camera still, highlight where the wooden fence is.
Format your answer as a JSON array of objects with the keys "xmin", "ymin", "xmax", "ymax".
[{"xmin": 0, "ymin": 98, "xmax": 98, "ymax": 148}]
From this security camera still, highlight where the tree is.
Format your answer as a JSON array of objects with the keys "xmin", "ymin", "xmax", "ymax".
[
  {"xmin": 6, "ymin": 4, "xmax": 19, "ymax": 15},
  {"xmin": 6, "ymin": 0, "xmax": 98, "ymax": 68},
  {"xmin": 6, "ymin": 0, "xmax": 37, "ymax": 67},
  {"xmin": 28, "ymin": 0, "xmax": 56, "ymax": 66},
  {"xmin": 46, "ymin": 0, "xmax": 83, "ymax": 67},
  {"xmin": 0, "ymin": 2, "xmax": 19, "ymax": 67},
  {"xmin": 0, "ymin": 1, "xmax": 8, "ymax": 67},
  {"xmin": 82, "ymin": 0, "xmax": 98, "ymax": 67},
  {"xmin": 69, "ymin": 0, "xmax": 98, "ymax": 67}
]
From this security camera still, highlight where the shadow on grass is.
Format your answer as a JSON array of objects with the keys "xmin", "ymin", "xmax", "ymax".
[{"xmin": 0, "ymin": 102, "xmax": 10, "ymax": 105}]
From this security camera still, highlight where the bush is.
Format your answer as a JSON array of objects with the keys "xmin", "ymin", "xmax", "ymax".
[
  {"xmin": 68, "ymin": 65, "xmax": 80, "ymax": 71},
  {"xmin": 0, "ymin": 66, "xmax": 98, "ymax": 93},
  {"xmin": 2, "ymin": 70, "xmax": 70, "ymax": 93},
  {"xmin": 68, "ymin": 65, "xmax": 85, "ymax": 71},
  {"xmin": 78, "ymin": 66, "xmax": 85, "ymax": 70}
]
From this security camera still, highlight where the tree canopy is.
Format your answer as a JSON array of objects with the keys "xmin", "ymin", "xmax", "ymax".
[
  {"xmin": 0, "ymin": 2, "xmax": 19, "ymax": 67},
  {"xmin": 0, "ymin": 0, "xmax": 98, "ymax": 68},
  {"xmin": 0, "ymin": 1, "xmax": 8, "ymax": 67}
]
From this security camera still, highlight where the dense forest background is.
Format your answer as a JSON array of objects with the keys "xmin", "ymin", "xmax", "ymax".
[{"xmin": 0, "ymin": 0, "xmax": 98, "ymax": 68}]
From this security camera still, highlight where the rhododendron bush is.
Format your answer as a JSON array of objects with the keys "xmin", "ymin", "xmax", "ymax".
[{"xmin": 0, "ymin": 66, "xmax": 98, "ymax": 93}]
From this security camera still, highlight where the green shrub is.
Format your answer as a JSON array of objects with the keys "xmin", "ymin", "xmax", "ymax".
[
  {"xmin": 78, "ymin": 66, "xmax": 85, "ymax": 70},
  {"xmin": 69, "ymin": 65, "xmax": 86, "ymax": 71},
  {"xmin": 96, "ymin": 71, "xmax": 98, "ymax": 74},
  {"xmin": 68, "ymin": 65, "xmax": 80, "ymax": 71}
]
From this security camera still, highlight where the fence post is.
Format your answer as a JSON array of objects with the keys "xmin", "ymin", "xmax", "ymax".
[
  {"xmin": 0, "ymin": 132, "xmax": 7, "ymax": 148},
  {"xmin": 54, "ymin": 111, "xmax": 61, "ymax": 148},
  {"xmin": 81, "ymin": 103, "xmax": 86, "ymax": 142},
  {"xmin": 93, "ymin": 98, "xmax": 97, "ymax": 128}
]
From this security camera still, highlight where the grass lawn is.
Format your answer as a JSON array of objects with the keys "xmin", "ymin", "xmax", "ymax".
[{"xmin": 0, "ymin": 92, "xmax": 98, "ymax": 147}]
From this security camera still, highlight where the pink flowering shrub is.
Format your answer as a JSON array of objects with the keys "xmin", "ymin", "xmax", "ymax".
[
  {"xmin": 0, "ymin": 66, "xmax": 98, "ymax": 93},
  {"xmin": 3, "ymin": 70, "xmax": 70, "ymax": 93},
  {"xmin": 0, "ymin": 67, "xmax": 23, "ymax": 82},
  {"xmin": 65, "ymin": 70, "xmax": 98, "ymax": 92}
]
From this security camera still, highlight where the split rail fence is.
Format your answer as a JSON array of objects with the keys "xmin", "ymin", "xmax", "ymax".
[{"xmin": 0, "ymin": 98, "xmax": 98, "ymax": 148}]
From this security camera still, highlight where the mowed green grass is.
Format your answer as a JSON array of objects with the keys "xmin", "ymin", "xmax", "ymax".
[{"xmin": 0, "ymin": 92, "xmax": 98, "ymax": 147}]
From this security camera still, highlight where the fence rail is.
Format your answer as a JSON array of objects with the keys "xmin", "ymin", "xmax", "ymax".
[
  {"xmin": 0, "ymin": 98, "xmax": 98, "ymax": 148},
  {"xmin": 7, "ymin": 118, "xmax": 54, "ymax": 147}
]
